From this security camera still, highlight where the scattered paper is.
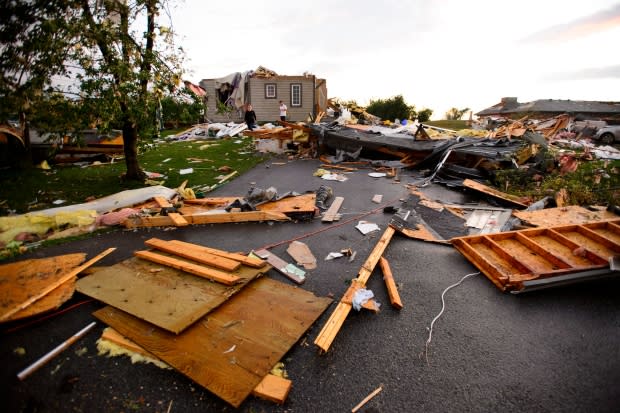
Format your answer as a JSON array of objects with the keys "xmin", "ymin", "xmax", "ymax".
[
  {"xmin": 179, "ymin": 168, "xmax": 194, "ymax": 175},
  {"xmin": 356, "ymin": 220, "xmax": 380, "ymax": 235},
  {"xmin": 368, "ymin": 172, "xmax": 386, "ymax": 178},
  {"xmin": 321, "ymin": 173, "xmax": 348, "ymax": 182},
  {"xmin": 52, "ymin": 199, "xmax": 66, "ymax": 205},
  {"xmin": 325, "ymin": 252, "xmax": 344, "ymax": 261},
  {"xmin": 371, "ymin": 194, "xmax": 383, "ymax": 203}
]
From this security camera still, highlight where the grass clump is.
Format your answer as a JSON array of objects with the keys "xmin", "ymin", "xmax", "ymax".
[{"xmin": 0, "ymin": 133, "xmax": 268, "ymax": 215}]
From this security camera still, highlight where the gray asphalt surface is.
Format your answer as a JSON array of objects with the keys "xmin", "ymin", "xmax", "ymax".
[{"xmin": 2, "ymin": 156, "xmax": 619, "ymax": 412}]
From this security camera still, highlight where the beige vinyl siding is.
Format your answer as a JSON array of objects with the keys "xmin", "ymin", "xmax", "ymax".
[
  {"xmin": 249, "ymin": 76, "xmax": 315, "ymax": 122},
  {"xmin": 199, "ymin": 79, "xmax": 245, "ymax": 123}
]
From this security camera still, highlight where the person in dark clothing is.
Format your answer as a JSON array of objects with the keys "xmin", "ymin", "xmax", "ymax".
[{"xmin": 244, "ymin": 104, "xmax": 257, "ymax": 130}]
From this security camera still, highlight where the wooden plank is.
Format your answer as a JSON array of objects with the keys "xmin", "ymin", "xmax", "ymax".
[
  {"xmin": 101, "ymin": 327, "xmax": 292, "ymax": 404},
  {"xmin": 123, "ymin": 211, "xmax": 290, "ymax": 228},
  {"xmin": 0, "ymin": 253, "xmax": 86, "ymax": 322},
  {"xmin": 256, "ymin": 193, "xmax": 317, "ymax": 216},
  {"xmin": 253, "ymin": 249, "xmax": 306, "ymax": 284},
  {"xmin": 77, "ymin": 257, "xmax": 267, "ymax": 334},
  {"xmin": 153, "ymin": 196, "xmax": 172, "ymax": 208},
  {"xmin": 93, "ymin": 277, "xmax": 332, "ymax": 408},
  {"xmin": 462, "ymin": 179, "xmax": 529, "ymax": 209},
  {"xmin": 168, "ymin": 240, "xmax": 266, "ymax": 268},
  {"xmin": 252, "ymin": 374, "xmax": 292, "ymax": 404},
  {"xmin": 167, "ymin": 212, "xmax": 189, "ymax": 226},
  {"xmin": 378, "ymin": 257, "xmax": 403, "ymax": 310},
  {"xmin": 134, "ymin": 250, "xmax": 241, "ymax": 285},
  {"xmin": 513, "ymin": 206, "xmax": 616, "ymax": 227},
  {"xmin": 315, "ymin": 226, "xmax": 396, "ymax": 352},
  {"xmin": 144, "ymin": 238, "xmax": 241, "ymax": 272},
  {"xmin": 0, "ymin": 248, "xmax": 116, "ymax": 322},
  {"xmin": 322, "ymin": 197, "xmax": 344, "ymax": 222}
]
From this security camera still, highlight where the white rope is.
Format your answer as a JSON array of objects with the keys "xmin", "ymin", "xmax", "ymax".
[{"xmin": 424, "ymin": 271, "xmax": 480, "ymax": 364}]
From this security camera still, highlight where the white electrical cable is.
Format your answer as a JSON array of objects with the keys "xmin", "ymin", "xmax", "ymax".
[{"xmin": 424, "ymin": 271, "xmax": 480, "ymax": 363}]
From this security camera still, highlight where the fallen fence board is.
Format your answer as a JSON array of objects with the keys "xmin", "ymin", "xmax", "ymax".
[
  {"xmin": 124, "ymin": 211, "xmax": 289, "ymax": 228},
  {"xmin": 314, "ymin": 226, "xmax": 395, "ymax": 352},
  {"xmin": 77, "ymin": 256, "xmax": 267, "ymax": 334},
  {"xmin": 93, "ymin": 277, "xmax": 331, "ymax": 408},
  {"xmin": 0, "ymin": 253, "xmax": 86, "ymax": 322},
  {"xmin": 451, "ymin": 219, "xmax": 620, "ymax": 292}
]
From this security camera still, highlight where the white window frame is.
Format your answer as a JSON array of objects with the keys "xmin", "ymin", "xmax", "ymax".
[
  {"xmin": 291, "ymin": 83, "xmax": 302, "ymax": 107},
  {"xmin": 265, "ymin": 83, "xmax": 277, "ymax": 99}
]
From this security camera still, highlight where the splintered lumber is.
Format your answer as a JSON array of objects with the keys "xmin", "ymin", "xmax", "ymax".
[
  {"xmin": 0, "ymin": 253, "xmax": 86, "ymax": 322},
  {"xmin": 167, "ymin": 240, "xmax": 266, "ymax": 268},
  {"xmin": 100, "ymin": 327, "xmax": 292, "ymax": 404},
  {"xmin": 379, "ymin": 257, "xmax": 403, "ymax": 310},
  {"xmin": 314, "ymin": 226, "xmax": 395, "ymax": 352},
  {"xmin": 322, "ymin": 196, "xmax": 344, "ymax": 222},
  {"xmin": 77, "ymin": 256, "xmax": 267, "ymax": 334},
  {"xmin": 144, "ymin": 238, "xmax": 241, "ymax": 272},
  {"xmin": 0, "ymin": 248, "xmax": 116, "ymax": 322},
  {"xmin": 134, "ymin": 250, "xmax": 241, "ymax": 285},
  {"xmin": 253, "ymin": 249, "xmax": 306, "ymax": 284},
  {"xmin": 462, "ymin": 179, "xmax": 529, "ymax": 209},
  {"xmin": 94, "ymin": 277, "xmax": 332, "ymax": 407}
]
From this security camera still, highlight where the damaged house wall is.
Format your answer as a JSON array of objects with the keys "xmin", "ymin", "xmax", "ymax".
[{"xmin": 200, "ymin": 72, "xmax": 327, "ymax": 123}]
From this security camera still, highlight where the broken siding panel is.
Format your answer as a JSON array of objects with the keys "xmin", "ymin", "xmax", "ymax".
[{"xmin": 200, "ymin": 79, "xmax": 244, "ymax": 123}]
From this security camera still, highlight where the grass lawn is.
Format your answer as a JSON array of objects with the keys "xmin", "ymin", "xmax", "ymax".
[{"xmin": 0, "ymin": 130, "xmax": 269, "ymax": 215}]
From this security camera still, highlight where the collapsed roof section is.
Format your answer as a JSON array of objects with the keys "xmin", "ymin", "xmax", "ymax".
[{"xmin": 477, "ymin": 97, "xmax": 620, "ymax": 121}]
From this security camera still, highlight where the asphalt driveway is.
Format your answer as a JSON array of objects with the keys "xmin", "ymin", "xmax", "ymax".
[{"xmin": 2, "ymin": 156, "xmax": 619, "ymax": 412}]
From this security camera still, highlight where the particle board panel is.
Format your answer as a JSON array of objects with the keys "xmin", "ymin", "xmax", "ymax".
[
  {"xmin": 93, "ymin": 277, "xmax": 332, "ymax": 408},
  {"xmin": 77, "ymin": 257, "xmax": 267, "ymax": 334},
  {"xmin": 513, "ymin": 205, "xmax": 616, "ymax": 227},
  {"xmin": 451, "ymin": 219, "xmax": 620, "ymax": 292},
  {"xmin": 0, "ymin": 253, "xmax": 86, "ymax": 322}
]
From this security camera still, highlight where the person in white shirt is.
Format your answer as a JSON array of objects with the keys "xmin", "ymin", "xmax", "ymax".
[{"xmin": 279, "ymin": 101, "xmax": 287, "ymax": 122}]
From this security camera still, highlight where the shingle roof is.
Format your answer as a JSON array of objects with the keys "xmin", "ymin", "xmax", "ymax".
[{"xmin": 476, "ymin": 99, "xmax": 620, "ymax": 116}]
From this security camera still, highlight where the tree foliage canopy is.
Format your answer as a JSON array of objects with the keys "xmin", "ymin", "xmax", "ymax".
[
  {"xmin": 0, "ymin": 0, "xmax": 185, "ymax": 180},
  {"xmin": 444, "ymin": 107, "xmax": 471, "ymax": 120},
  {"xmin": 366, "ymin": 95, "xmax": 417, "ymax": 122}
]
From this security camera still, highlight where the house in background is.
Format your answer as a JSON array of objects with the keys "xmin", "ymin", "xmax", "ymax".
[
  {"xmin": 476, "ymin": 97, "xmax": 620, "ymax": 122},
  {"xmin": 199, "ymin": 66, "xmax": 327, "ymax": 123}
]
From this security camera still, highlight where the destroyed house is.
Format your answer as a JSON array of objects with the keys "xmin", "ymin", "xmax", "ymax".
[
  {"xmin": 199, "ymin": 67, "xmax": 327, "ymax": 123},
  {"xmin": 476, "ymin": 97, "xmax": 620, "ymax": 122}
]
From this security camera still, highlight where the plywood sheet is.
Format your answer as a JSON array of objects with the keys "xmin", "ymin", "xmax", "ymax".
[
  {"xmin": 93, "ymin": 277, "xmax": 332, "ymax": 408},
  {"xmin": 0, "ymin": 253, "xmax": 86, "ymax": 322},
  {"xmin": 77, "ymin": 257, "xmax": 267, "ymax": 334},
  {"xmin": 513, "ymin": 206, "xmax": 617, "ymax": 227}
]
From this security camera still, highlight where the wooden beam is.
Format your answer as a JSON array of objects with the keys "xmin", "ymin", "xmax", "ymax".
[
  {"xmin": 252, "ymin": 249, "xmax": 305, "ymax": 284},
  {"xmin": 379, "ymin": 257, "xmax": 403, "ymax": 310},
  {"xmin": 134, "ymin": 250, "xmax": 240, "ymax": 285},
  {"xmin": 0, "ymin": 248, "xmax": 116, "ymax": 322},
  {"xmin": 153, "ymin": 196, "xmax": 172, "ymax": 208},
  {"xmin": 167, "ymin": 240, "xmax": 266, "ymax": 268},
  {"xmin": 144, "ymin": 238, "xmax": 241, "ymax": 272},
  {"xmin": 167, "ymin": 212, "xmax": 189, "ymax": 226},
  {"xmin": 314, "ymin": 227, "xmax": 396, "ymax": 352}
]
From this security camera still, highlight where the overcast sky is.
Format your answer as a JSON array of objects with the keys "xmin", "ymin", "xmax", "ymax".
[{"xmin": 169, "ymin": 0, "xmax": 620, "ymax": 119}]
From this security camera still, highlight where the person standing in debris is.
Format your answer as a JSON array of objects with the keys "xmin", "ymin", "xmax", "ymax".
[
  {"xmin": 244, "ymin": 104, "xmax": 257, "ymax": 130},
  {"xmin": 279, "ymin": 100, "xmax": 288, "ymax": 122}
]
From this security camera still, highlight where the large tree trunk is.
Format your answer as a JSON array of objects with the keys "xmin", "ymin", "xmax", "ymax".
[{"xmin": 122, "ymin": 119, "xmax": 144, "ymax": 181}]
